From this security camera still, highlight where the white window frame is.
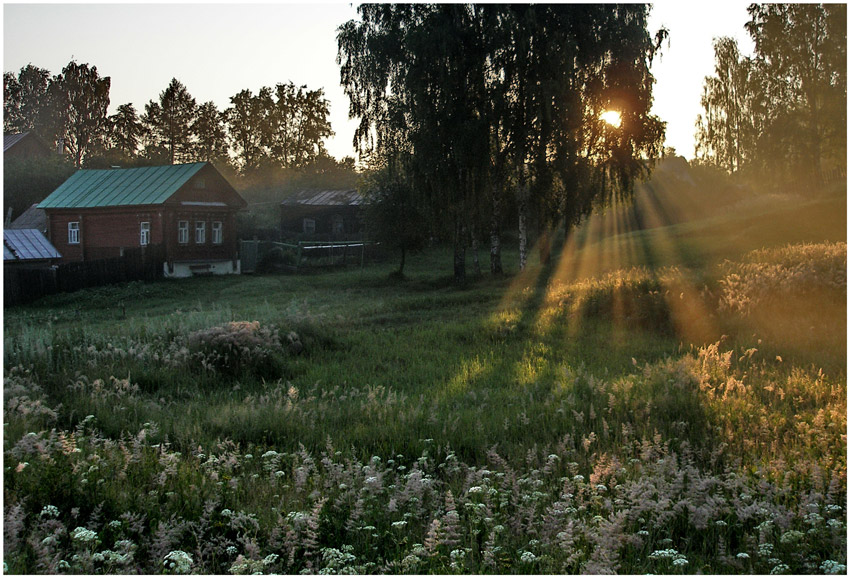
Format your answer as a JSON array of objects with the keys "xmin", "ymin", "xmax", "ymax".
[
  {"xmin": 195, "ymin": 221, "xmax": 206, "ymax": 244},
  {"xmin": 303, "ymin": 218, "xmax": 316, "ymax": 235},
  {"xmin": 68, "ymin": 222, "xmax": 80, "ymax": 244},
  {"xmin": 212, "ymin": 221, "xmax": 223, "ymax": 245},
  {"xmin": 178, "ymin": 220, "xmax": 189, "ymax": 245},
  {"xmin": 140, "ymin": 221, "xmax": 151, "ymax": 246}
]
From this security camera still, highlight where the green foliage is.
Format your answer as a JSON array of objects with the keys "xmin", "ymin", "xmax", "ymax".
[
  {"xmin": 696, "ymin": 4, "xmax": 847, "ymax": 187},
  {"xmin": 3, "ymin": 155, "xmax": 76, "ymax": 219},
  {"xmin": 55, "ymin": 61, "xmax": 111, "ymax": 167}
]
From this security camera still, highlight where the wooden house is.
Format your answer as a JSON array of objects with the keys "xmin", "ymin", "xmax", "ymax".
[
  {"xmin": 38, "ymin": 162, "xmax": 247, "ymax": 277},
  {"xmin": 280, "ymin": 189, "xmax": 364, "ymax": 239}
]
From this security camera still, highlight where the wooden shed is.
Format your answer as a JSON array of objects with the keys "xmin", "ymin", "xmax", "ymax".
[{"xmin": 280, "ymin": 189, "xmax": 364, "ymax": 239}]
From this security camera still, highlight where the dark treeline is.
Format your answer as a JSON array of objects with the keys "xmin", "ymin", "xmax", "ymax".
[
  {"xmin": 695, "ymin": 4, "xmax": 846, "ymax": 190},
  {"xmin": 4, "ymin": 63, "xmax": 357, "ymax": 220}
]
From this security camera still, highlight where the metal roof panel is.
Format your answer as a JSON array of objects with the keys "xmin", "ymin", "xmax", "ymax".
[
  {"xmin": 38, "ymin": 162, "xmax": 207, "ymax": 209},
  {"xmin": 4, "ymin": 228, "xmax": 62, "ymax": 260}
]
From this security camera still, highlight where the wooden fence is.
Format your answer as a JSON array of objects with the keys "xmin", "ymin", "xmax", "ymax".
[
  {"xmin": 4, "ymin": 245, "xmax": 165, "ymax": 307},
  {"xmin": 240, "ymin": 239, "xmax": 381, "ymax": 273}
]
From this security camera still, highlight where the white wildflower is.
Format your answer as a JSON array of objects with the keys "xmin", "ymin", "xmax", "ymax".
[
  {"xmin": 39, "ymin": 505, "xmax": 60, "ymax": 519},
  {"xmin": 163, "ymin": 550, "xmax": 193, "ymax": 574},
  {"xmin": 769, "ymin": 563, "xmax": 790, "ymax": 574},
  {"xmin": 70, "ymin": 527, "xmax": 98, "ymax": 543},
  {"xmin": 820, "ymin": 560, "xmax": 847, "ymax": 574},
  {"xmin": 737, "ymin": 553, "xmax": 750, "ymax": 559},
  {"xmin": 520, "ymin": 551, "xmax": 537, "ymax": 564}
]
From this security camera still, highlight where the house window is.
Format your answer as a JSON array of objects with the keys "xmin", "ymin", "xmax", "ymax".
[
  {"xmin": 332, "ymin": 214, "xmax": 344, "ymax": 235},
  {"xmin": 68, "ymin": 222, "xmax": 80, "ymax": 244},
  {"xmin": 140, "ymin": 222, "xmax": 151, "ymax": 246},
  {"xmin": 212, "ymin": 221, "xmax": 223, "ymax": 244},
  {"xmin": 178, "ymin": 221, "xmax": 189, "ymax": 244},
  {"xmin": 303, "ymin": 218, "xmax": 316, "ymax": 234},
  {"xmin": 194, "ymin": 178, "xmax": 206, "ymax": 189},
  {"xmin": 195, "ymin": 221, "xmax": 206, "ymax": 244}
]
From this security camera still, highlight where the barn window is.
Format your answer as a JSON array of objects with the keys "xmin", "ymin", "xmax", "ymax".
[
  {"xmin": 332, "ymin": 214, "xmax": 344, "ymax": 235},
  {"xmin": 194, "ymin": 178, "xmax": 206, "ymax": 189},
  {"xmin": 303, "ymin": 218, "xmax": 316, "ymax": 234},
  {"xmin": 68, "ymin": 222, "xmax": 80, "ymax": 244},
  {"xmin": 178, "ymin": 221, "xmax": 189, "ymax": 244},
  {"xmin": 140, "ymin": 222, "xmax": 151, "ymax": 246},
  {"xmin": 212, "ymin": 221, "xmax": 223, "ymax": 244},
  {"xmin": 195, "ymin": 221, "xmax": 206, "ymax": 244}
]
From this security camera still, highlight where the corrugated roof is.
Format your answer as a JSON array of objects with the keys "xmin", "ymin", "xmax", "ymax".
[
  {"xmin": 281, "ymin": 189, "xmax": 363, "ymax": 207},
  {"xmin": 4, "ymin": 228, "xmax": 61, "ymax": 261},
  {"xmin": 38, "ymin": 162, "xmax": 208, "ymax": 209},
  {"xmin": 4, "ymin": 132, "xmax": 28, "ymax": 152}
]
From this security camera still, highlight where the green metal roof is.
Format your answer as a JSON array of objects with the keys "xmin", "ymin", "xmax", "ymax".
[{"xmin": 38, "ymin": 162, "xmax": 208, "ymax": 209}]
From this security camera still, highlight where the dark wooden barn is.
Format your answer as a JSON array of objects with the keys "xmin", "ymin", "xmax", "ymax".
[{"xmin": 280, "ymin": 189, "xmax": 364, "ymax": 239}]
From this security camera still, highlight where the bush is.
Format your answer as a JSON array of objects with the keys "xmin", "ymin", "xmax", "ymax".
[
  {"xmin": 718, "ymin": 241, "xmax": 846, "ymax": 314},
  {"xmin": 186, "ymin": 321, "xmax": 284, "ymax": 378}
]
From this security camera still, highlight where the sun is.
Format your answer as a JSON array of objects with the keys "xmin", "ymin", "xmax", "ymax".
[{"xmin": 600, "ymin": 110, "xmax": 622, "ymax": 128}]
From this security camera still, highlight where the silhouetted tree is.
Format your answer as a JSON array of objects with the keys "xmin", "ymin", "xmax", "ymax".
[
  {"xmin": 696, "ymin": 4, "xmax": 846, "ymax": 186},
  {"xmin": 108, "ymin": 103, "xmax": 144, "ymax": 158},
  {"xmin": 3, "ymin": 65, "xmax": 63, "ymax": 147},
  {"xmin": 225, "ymin": 88, "xmax": 272, "ymax": 173},
  {"xmin": 54, "ymin": 61, "xmax": 111, "ymax": 167},
  {"xmin": 192, "ymin": 101, "xmax": 229, "ymax": 164},
  {"xmin": 339, "ymin": 4, "xmax": 666, "ymax": 279},
  {"xmin": 143, "ymin": 78, "xmax": 198, "ymax": 165}
]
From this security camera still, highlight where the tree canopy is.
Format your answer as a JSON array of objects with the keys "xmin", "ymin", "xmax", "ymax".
[
  {"xmin": 339, "ymin": 4, "xmax": 666, "ymax": 280},
  {"xmin": 696, "ymin": 3, "xmax": 846, "ymax": 188}
]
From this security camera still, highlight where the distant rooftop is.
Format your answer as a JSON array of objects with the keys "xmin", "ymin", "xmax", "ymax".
[
  {"xmin": 4, "ymin": 132, "xmax": 28, "ymax": 152},
  {"xmin": 8, "ymin": 204, "xmax": 48, "ymax": 232},
  {"xmin": 281, "ymin": 189, "xmax": 363, "ymax": 207}
]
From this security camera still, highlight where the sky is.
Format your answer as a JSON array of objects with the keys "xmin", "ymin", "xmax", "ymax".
[{"xmin": 3, "ymin": 1, "xmax": 755, "ymax": 161}]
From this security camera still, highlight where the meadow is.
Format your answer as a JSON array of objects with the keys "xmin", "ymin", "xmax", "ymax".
[{"xmin": 3, "ymin": 183, "xmax": 846, "ymax": 574}]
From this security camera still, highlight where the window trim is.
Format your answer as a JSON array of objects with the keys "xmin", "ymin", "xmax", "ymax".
[
  {"xmin": 68, "ymin": 221, "xmax": 80, "ymax": 245},
  {"xmin": 178, "ymin": 220, "xmax": 189, "ymax": 245},
  {"xmin": 303, "ymin": 218, "xmax": 316, "ymax": 235},
  {"xmin": 195, "ymin": 220, "xmax": 206, "ymax": 244},
  {"xmin": 212, "ymin": 221, "xmax": 223, "ymax": 245},
  {"xmin": 140, "ymin": 221, "xmax": 151, "ymax": 246}
]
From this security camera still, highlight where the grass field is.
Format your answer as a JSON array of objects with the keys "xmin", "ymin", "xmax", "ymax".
[{"xmin": 3, "ymin": 185, "xmax": 846, "ymax": 574}]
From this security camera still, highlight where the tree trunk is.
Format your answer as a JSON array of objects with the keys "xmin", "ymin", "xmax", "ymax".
[
  {"xmin": 454, "ymin": 220, "xmax": 466, "ymax": 284},
  {"xmin": 538, "ymin": 228, "xmax": 551, "ymax": 265},
  {"xmin": 517, "ymin": 177, "xmax": 529, "ymax": 271},
  {"xmin": 398, "ymin": 246, "xmax": 406, "ymax": 276},
  {"xmin": 471, "ymin": 224, "xmax": 481, "ymax": 277},
  {"xmin": 490, "ymin": 188, "xmax": 503, "ymax": 275}
]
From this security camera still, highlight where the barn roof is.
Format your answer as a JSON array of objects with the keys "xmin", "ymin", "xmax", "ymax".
[
  {"xmin": 38, "ymin": 162, "xmax": 209, "ymax": 209},
  {"xmin": 281, "ymin": 189, "xmax": 363, "ymax": 207},
  {"xmin": 4, "ymin": 228, "xmax": 62, "ymax": 261}
]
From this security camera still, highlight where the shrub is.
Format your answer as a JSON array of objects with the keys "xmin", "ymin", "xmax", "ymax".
[
  {"xmin": 186, "ymin": 321, "xmax": 284, "ymax": 378},
  {"xmin": 718, "ymin": 242, "xmax": 846, "ymax": 314}
]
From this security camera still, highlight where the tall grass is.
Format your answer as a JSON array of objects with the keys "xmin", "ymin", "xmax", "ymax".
[{"xmin": 3, "ymin": 238, "xmax": 846, "ymax": 574}]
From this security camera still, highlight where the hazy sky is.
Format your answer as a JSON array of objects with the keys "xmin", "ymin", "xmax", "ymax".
[{"xmin": 4, "ymin": 2, "xmax": 754, "ymax": 161}]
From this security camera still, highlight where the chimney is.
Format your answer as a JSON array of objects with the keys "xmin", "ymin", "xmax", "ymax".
[{"xmin": 57, "ymin": 138, "xmax": 65, "ymax": 156}]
